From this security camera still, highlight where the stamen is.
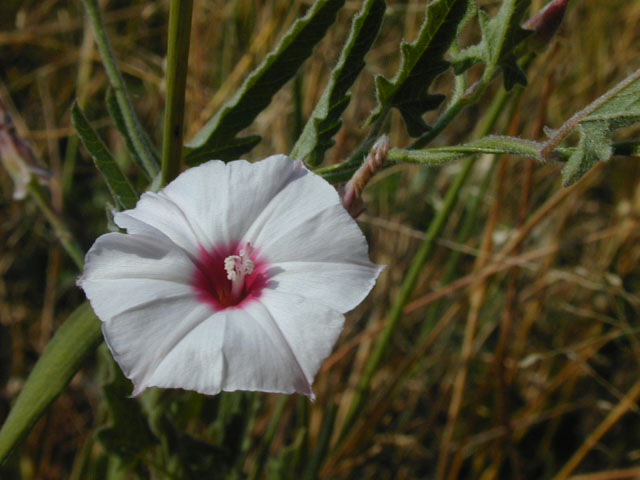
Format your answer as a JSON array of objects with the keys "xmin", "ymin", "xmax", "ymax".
[{"xmin": 224, "ymin": 243, "xmax": 255, "ymax": 301}]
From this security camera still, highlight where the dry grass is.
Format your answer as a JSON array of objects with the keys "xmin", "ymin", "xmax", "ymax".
[{"xmin": 1, "ymin": 0, "xmax": 640, "ymax": 478}]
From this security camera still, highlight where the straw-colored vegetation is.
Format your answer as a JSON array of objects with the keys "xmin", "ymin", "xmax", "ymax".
[{"xmin": 1, "ymin": 0, "xmax": 640, "ymax": 478}]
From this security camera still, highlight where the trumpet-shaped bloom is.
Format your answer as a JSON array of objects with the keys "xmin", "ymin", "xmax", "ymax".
[{"xmin": 78, "ymin": 155, "xmax": 381, "ymax": 398}]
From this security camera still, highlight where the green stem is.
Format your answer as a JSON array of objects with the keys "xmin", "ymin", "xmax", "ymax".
[
  {"xmin": 337, "ymin": 85, "xmax": 515, "ymax": 443},
  {"xmin": 302, "ymin": 401, "xmax": 337, "ymax": 480},
  {"xmin": 29, "ymin": 180, "xmax": 84, "ymax": 269},
  {"xmin": 161, "ymin": 0, "xmax": 193, "ymax": 186},
  {"xmin": 338, "ymin": 154, "xmax": 477, "ymax": 443},
  {"xmin": 415, "ymin": 85, "xmax": 523, "ymax": 342},
  {"xmin": 81, "ymin": 0, "xmax": 158, "ymax": 178},
  {"xmin": 247, "ymin": 396, "xmax": 288, "ymax": 480}
]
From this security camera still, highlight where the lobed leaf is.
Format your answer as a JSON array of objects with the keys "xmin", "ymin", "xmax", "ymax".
[
  {"xmin": 366, "ymin": 0, "xmax": 470, "ymax": 137},
  {"xmin": 71, "ymin": 102, "xmax": 139, "ymax": 210},
  {"xmin": 291, "ymin": 0, "xmax": 386, "ymax": 166},
  {"xmin": 451, "ymin": 0, "xmax": 532, "ymax": 90},
  {"xmin": 185, "ymin": 0, "xmax": 346, "ymax": 165},
  {"xmin": 557, "ymin": 67, "xmax": 640, "ymax": 185}
]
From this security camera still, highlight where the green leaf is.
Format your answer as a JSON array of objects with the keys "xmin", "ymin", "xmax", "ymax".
[
  {"xmin": 547, "ymin": 67, "xmax": 640, "ymax": 185},
  {"xmin": 0, "ymin": 302, "xmax": 102, "ymax": 464},
  {"xmin": 451, "ymin": 0, "xmax": 532, "ymax": 89},
  {"xmin": 71, "ymin": 102, "xmax": 139, "ymax": 210},
  {"xmin": 185, "ymin": 135, "xmax": 261, "ymax": 167},
  {"xmin": 106, "ymin": 89, "xmax": 159, "ymax": 180},
  {"xmin": 185, "ymin": 0, "xmax": 346, "ymax": 164},
  {"xmin": 366, "ymin": 0, "xmax": 470, "ymax": 137},
  {"xmin": 80, "ymin": 0, "xmax": 159, "ymax": 178},
  {"xmin": 387, "ymin": 135, "xmax": 543, "ymax": 165},
  {"xmin": 291, "ymin": 0, "xmax": 385, "ymax": 166}
]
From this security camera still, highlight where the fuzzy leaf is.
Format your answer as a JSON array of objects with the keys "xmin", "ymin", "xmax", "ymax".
[
  {"xmin": 387, "ymin": 135, "xmax": 543, "ymax": 165},
  {"xmin": 366, "ymin": 0, "xmax": 470, "ymax": 137},
  {"xmin": 451, "ymin": 0, "xmax": 532, "ymax": 89},
  {"xmin": 559, "ymin": 68, "xmax": 640, "ymax": 185},
  {"xmin": 185, "ymin": 0, "xmax": 346, "ymax": 164},
  {"xmin": 291, "ymin": 0, "xmax": 385, "ymax": 166},
  {"xmin": 71, "ymin": 102, "xmax": 139, "ymax": 210}
]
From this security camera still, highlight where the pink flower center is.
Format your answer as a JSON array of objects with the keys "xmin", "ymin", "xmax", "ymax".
[{"xmin": 191, "ymin": 242, "xmax": 270, "ymax": 311}]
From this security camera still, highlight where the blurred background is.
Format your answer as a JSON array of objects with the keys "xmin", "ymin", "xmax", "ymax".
[{"xmin": 2, "ymin": 0, "xmax": 640, "ymax": 478}]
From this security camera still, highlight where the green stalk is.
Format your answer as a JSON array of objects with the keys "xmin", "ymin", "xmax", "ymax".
[
  {"xmin": 302, "ymin": 401, "xmax": 338, "ymax": 480},
  {"xmin": 338, "ymin": 155, "xmax": 477, "ymax": 442},
  {"xmin": 161, "ymin": 0, "xmax": 193, "ymax": 186},
  {"xmin": 28, "ymin": 180, "xmax": 84, "ymax": 269},
  {"xmin": 247, "ymin": 396, "xmax": 288, "ymax": 480},
  {"xmin": 336, "ymin": 84, "xmax": 517, "ymax": 443},
  {"xmin": 81, "ymin": 0, "xmax": 158, "ymax": 178}
]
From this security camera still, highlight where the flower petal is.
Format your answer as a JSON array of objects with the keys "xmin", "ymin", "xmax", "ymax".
[
  {"xmin": 219, "ymin": 304, "xmax": 314, "ymax": 396},
  {"xmin": 254, "ymin": 289, "xmax": 346, "ymax": 397},
  {"xmin": 267, "ymin": 261, "xmax": 383, "ymax": 313},
  {"xmin": 114, "ymin": 192, "xmax": 206, "ymax": 255},
  {"xmin": 131, "ymin": 155, "xmax": 305, "ymax": 249},
  {"xmin": 101, "ymin": 297, "xmax": 216, "ymax": 395},
  {"xmin": 78, "ymin": 232, "xmax": 195, "ymax": 322},
  {"xmin": 242, "ymin": 166, "xmax": 372, "ymax": 266},
  {"xmin": 133, "ymin": 300, "xmax": 322, "ymax": 397}
]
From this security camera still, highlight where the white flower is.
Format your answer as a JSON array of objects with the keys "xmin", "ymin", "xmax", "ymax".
[{"xmin": 78, "ymin": 155, "xmax": 381, "ymax": 398}]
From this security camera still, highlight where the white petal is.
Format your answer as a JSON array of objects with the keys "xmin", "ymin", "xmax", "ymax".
[
  {"xmin": 242, "ymin": 166, "xmax": 372, "ymax": 266},
  {"xmin": 78, "ymin": 232, "xmax": 196, "ymax": 322},
  {"xmin": 101, "ymin": 298, "xmax": 216, "ymax": 395},
  {"xmin": 135, "ymin": 299, "xmax": 327, "ymax": 397},
  {"xmin": 152, "ymin": 155, "xmax": 304, "ymax": 248},
  {"xmin": 219, "ymin": 303, "xmax": 314, "ymax": 396},
  {"xmin": 268, "ymin": 261, "xmax": 383, "ymax": 313},
  {"xmin": 114, "ymin": 192, "xmax": 206, "ymax": 255},
  {"xmin": 253, "ymin": 289, "xmax": 345, "ymax": 398}
]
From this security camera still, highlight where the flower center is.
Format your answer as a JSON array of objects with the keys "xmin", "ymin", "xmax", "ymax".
[{"xmin": 192, "ymin": 242, "xmax": 269, "ymax": 311}]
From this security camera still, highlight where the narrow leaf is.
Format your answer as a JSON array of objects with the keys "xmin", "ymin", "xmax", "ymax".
[
  {"xmin": 291, "ymin": 0, "xmax": 386, "ymax": 166},
  {"xmin": 0, "ymin": 302, "xmax": 102, "ymax": 464},
  {"xmin": 366, "ymin": 0, "xmax": 470, "ymax": 137},
  {"xmin": 387, "ymin": 135, "xmax": 543, "ymax": 165},
  {"xmin": 81, "ymin": 0, "xmax": 159, "ymax": 178},
  {"xmin": 185, "ymin": 0, "xmax": 346, "ymax": 164},
  {"xmin": 71, "ymin": 102, "xmax": 139, "ymax": 210},
  {"xmin": 106, "ymin": 89, "xmax": 159, "ymax": 179}
]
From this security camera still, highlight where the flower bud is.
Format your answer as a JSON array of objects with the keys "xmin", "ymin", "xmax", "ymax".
[{"xmin": 523, "ymin": 0, "xmax": 569, "ymax": 50}]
